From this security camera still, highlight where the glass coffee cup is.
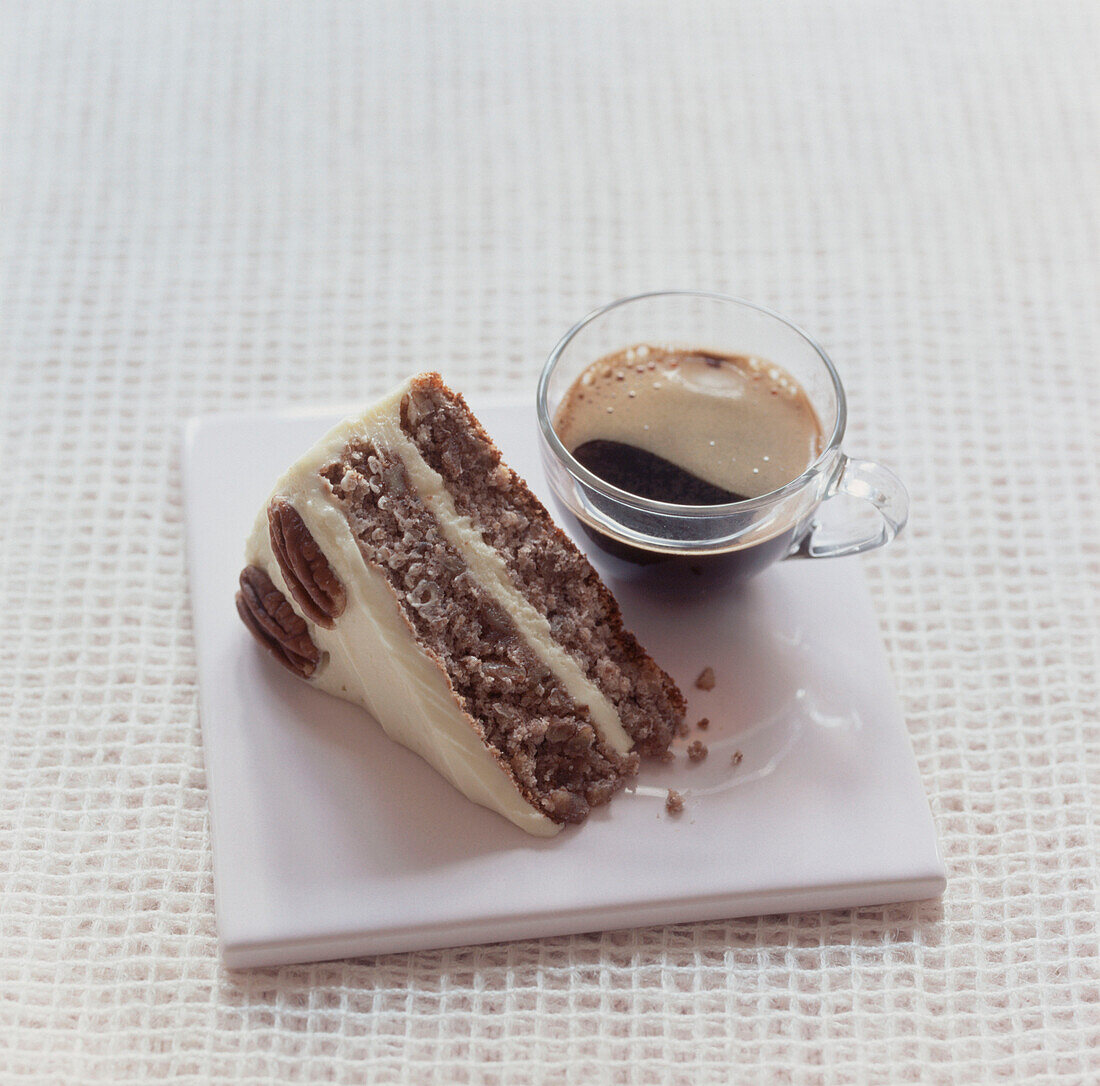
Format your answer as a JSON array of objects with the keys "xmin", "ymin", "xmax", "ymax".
[{"xmin": 537, "ymin": 291, "xmax": 909, "ymax": 583}]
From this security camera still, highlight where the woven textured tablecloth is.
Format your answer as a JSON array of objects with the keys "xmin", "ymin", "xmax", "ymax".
[{"xmin": 2, "ymin": 2, "xmax": 1098, "ymax": 1082}]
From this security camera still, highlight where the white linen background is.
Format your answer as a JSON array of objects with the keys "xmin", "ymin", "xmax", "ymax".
[{"xmin": 2, "ymin": 2, "xmax": 1097, "ymax": 1083}]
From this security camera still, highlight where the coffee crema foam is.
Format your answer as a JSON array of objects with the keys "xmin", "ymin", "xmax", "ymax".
[{"xmin": 553, "ymin": 346, "xmax": 825, "ymax": 503}]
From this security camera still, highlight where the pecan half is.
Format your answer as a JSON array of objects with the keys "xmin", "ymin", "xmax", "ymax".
[
  {"xmin": 268, "ymin": 499, "xmax": 346, "ymax": 628},
  {"xmin": 236, "ymin": 565, "xmax": 321, "ymax": 679}
]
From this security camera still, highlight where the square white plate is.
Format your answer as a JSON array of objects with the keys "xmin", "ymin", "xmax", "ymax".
[{"xmin": 184, "ymin": 402, "xmax": 945, "ymax": 968}]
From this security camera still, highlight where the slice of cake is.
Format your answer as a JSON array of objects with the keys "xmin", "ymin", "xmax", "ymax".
[{"xmin": 236, "ymin": 373, "xmax": 684, "ymax": 836}]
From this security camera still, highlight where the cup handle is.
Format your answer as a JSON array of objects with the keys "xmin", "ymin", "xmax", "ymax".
[{"xmin": 794, "ymin": 455, "xmax": 910, "ymax": 559}]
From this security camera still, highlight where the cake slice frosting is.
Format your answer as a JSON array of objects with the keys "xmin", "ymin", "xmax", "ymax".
[{"xmin": 236, "ymin": 373, "xmax": 684, "ymax": 835}]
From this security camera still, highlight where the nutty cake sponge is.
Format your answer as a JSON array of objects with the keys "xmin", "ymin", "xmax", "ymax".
[{"xmin": 236, "ymin": 373, "xmax": 684, "ymax": 835}]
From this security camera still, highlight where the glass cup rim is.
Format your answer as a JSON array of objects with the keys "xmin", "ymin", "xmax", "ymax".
[{"xmin": 536, "ymin": 290, "xmax": 848, "ymax": 519}]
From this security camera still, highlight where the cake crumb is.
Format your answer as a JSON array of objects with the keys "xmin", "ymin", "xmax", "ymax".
[
  {"xmin": 660, "ymin": 749, "xmax": 676, "ymax": 764},
  {"xmin": 676, "ymin": 718, "xmax": 691, "ymax": 738},
  {"xmin": 731, "ymin": 750, "xmax": 743, "ymax": 766},
  {"xmin": 696, "ymin": 717, "xmax": 710, "ymax": 730},
  {"xmin": 694, "ymin": 667, "xmax": 716, "ymax": 691},
  {"xmin": 665, "ymin": 789, "xmax": 685, "ymax": 814},
  {"xmin": 687, "ymin": 740, "xmax": 709, "ymax": 762}
]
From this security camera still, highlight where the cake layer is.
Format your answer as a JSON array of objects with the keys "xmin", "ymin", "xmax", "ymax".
[
  {"xmin": 239, "ymin": 375, "xmax": 681, "ymax": 833},
  {"xmin": 398, "ymin": 376, "xmax": 685, "ymax": 754},
  {"xmin": 350, "ymin": 398, "xmax": 634, "ymax": 757},
  {"xmin": 245, "ymin": 500, "xmax": 561, "ymax": 836},
  {"xmin": 319, "ymin": 439, "xmax": 637, "ymax": 823}
]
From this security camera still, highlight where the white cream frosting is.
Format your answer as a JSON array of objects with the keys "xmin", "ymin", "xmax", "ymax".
[{"xmin": 245, "ymin": 376, "xmax": 635, "ymax": 836}]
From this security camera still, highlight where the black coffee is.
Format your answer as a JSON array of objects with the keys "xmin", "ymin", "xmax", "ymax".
[
  {"xmin": 572, "ymin": 440, "xmax": 747, "ymax": 505},
  {"xmin": 552, "ymin": 345, "xmax": 825, "ymax": 578}
]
